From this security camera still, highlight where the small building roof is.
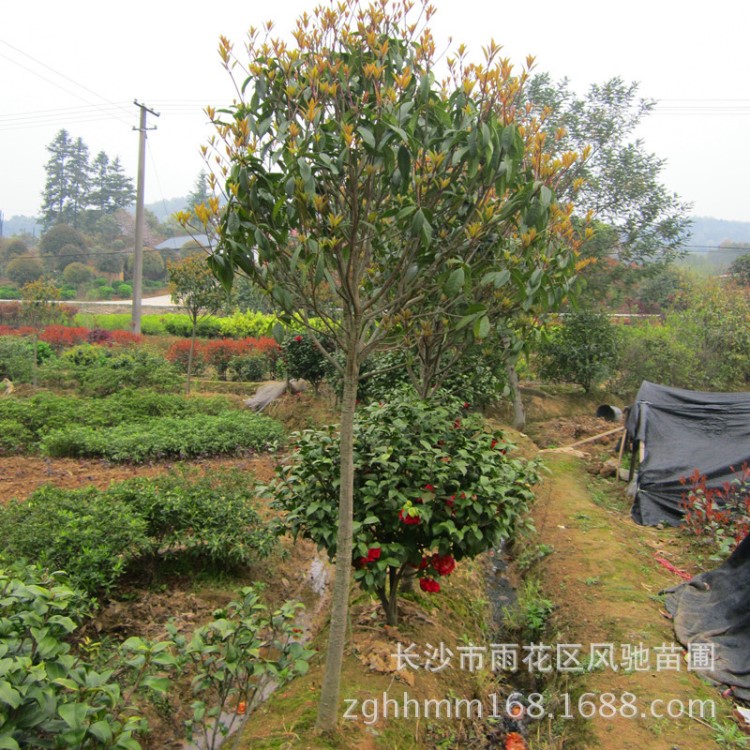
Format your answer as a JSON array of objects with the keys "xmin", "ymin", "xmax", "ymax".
[{"xmin": 155, "ymin": 235, "xmax": 210, "ymax": 251}]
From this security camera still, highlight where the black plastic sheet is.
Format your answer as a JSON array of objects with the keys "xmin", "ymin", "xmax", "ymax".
[
  {"xmin": 626, "ymin": 381, "xmax": 750, "ymax": 526},
  {"xmin": 665, "ymin": 534, "xmax": 750, "ymax": 701}
]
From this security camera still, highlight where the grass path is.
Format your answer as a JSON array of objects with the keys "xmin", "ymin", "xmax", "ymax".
[{"xmin": 532, "ymin": 453, "xmax": 734, "ymax": 749}]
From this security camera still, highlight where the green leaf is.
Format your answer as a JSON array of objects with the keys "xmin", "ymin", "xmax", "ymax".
[
  {"xmin": 473, "ymin": 315, "xmax": 491, "ymax": 339},
  {"xmin": 0, "ymin": 681, "xmax": 21, "ymax": 710},
  {"xmin": 411, "ymin": 209, "xmax": 425, "ymax": 235},
  {"xmin": 59, "ymin": 702, "xmax": 88, "ymax": 730},
  {"xmin": 0, "ymin": 736, "xmax": 20, "ymax": 750},
  {"xmin": 481, "ymin": 269, "xmax": 510, "ymax": 288},
  {"xmin": 357, "ymin": 126, "xmax": 376, "ymax": 149},
  {"xmin": 397, "ymin": 146, "xmax": 411, "ymax": 189},
  {"xmin": 445, "ymin": 268, "xmax": 465, "ymax": 297},
  {"xmin": 142, "ymin": 676, "xmax": 171, "ymax": 695},
  {"xmin": 88, "ymin": 720, "xmax": 114, "ymax": 744}
]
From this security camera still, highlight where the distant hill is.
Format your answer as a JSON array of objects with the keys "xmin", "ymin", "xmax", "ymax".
[
  {"xmin": 1, "ymin": 197, "xmax": 187, "ymax": 239},
  {"xmin": 142, "ymin": 196, "xmax": 188, "ymax": 223},
  {"xmin": 4, "ymin": 205, "xmax": 749, "ymax": 248},
  {"xmin": 2, "ymin": 214, "xmax": 42, "ymax": 238},
  {"xmin": 686, "ymin": 216, "xmax": 750, "ymax": 251}
]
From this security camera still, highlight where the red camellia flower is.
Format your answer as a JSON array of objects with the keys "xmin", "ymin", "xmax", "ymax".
[
  {"xmin": 491, "ymin": 438, "xmax": 498, "ymax": 449},
  {"xmin": 424, "ymin": 483, "xmax": 435, "ymax": 491},
  {"xmin": 294, "ymin": 335, "xmax": 303, "ymax": 342},
  {"xmin": 445, "ymin": 495, "xmax": 455, "ymax": 508},
  {"xmin": 462, "ymin": 402, "xmax": 470, "ymax": 409},
  {"xmin": 419, "ymin": 577, "xmax": 441, "ymax": 593},
  {"xmin": 431, "ymin": 553, "xmax": 456, "ymax": 576},
  {"xmin": 399, "ymin": 508, "xmax": 421, "ymax": 525},
  {"xmin": 366, "ymin": 547, "xmax": 381, "ymax": 562}
]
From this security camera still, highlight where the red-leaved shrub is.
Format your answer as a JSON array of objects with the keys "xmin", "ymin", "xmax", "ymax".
[
  {"xmin": 40, "ymin": 325, "xmax": 89, "ymax": 351},
  {"xmin": 166, "ymin": 339, "xmax": 207, "ymax": 373},
  {"xmin": 681, "ymin": 465, "xmax": 750, "ymax": 556},
  {"xmin": 109, "ymin": 330, "xmax": 144, "ymax": 347}
]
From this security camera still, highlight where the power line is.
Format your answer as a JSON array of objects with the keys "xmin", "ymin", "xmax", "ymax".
[{"xmin": 0, "ymin": 38, "xmax": 132, "ymax": 126}]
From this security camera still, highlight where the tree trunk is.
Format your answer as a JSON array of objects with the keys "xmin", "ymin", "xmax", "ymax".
[
  {"xmin": 385, "ymin": 593, "xmax": 399, "ymax": 626},
  {"xmin": 385, "ymin": 567, "xmax": 401, "ymax": 626},
  {"xmin": 375, "ymin": 575, "xmax": 401, "ymax": 626},
  {"xmin": 32, "ymin": 334, "xmax": 39, "ymax": 388},
  {"xmin": 316, "ymin": 343, "xmax": 359, "ymax": 734},
  {"xmin": 186, "ymin": 323, "xmax": 197, "ymax": 395},
  {"xmin": 507, "ymin": 363, "xmax": 526, "ymax": 431}
]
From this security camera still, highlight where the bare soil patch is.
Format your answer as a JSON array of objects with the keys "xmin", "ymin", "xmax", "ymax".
[{"xmin": 0, "ymin": 454, "xmax": 278, "ymax": 504}]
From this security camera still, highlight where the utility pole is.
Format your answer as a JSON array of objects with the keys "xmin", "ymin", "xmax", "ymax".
[{"xmin": 131, "ymin": 100, "xmax": 159, "ymax": 334}]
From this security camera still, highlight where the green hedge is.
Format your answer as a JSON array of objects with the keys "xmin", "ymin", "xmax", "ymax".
[
  {"xmin": 41, "ymin": 411, "xmax": 284, "ymax": 462},
  {"xmin": 73, "ymin": 310, "xmax": 327, "ymax": 339},
  {"xmin": 0, "ymin": 470, "xmax": 277, "ymax": 595},
  {"xmin": 0, "ymin": 390, "xmax": 234, "ymax": 453},
  {"xmin": 0, "ymin": 486, "xmax": 148, "ymax": 595}
]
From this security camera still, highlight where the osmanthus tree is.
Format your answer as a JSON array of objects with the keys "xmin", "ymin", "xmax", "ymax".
[
  {"xmin": 167, "ymin": 254, "xmax": 227, "ymax": 394},
  {"xmin": 197, "ymin": 0, "xmax": 583, "ymax": 732},
  {"xmin": 20, "ymin": 279, "xmax": 63, "ymax": 387}
]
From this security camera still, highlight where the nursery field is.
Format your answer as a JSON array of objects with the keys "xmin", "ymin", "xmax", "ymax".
[
  {"xmin": 1, "ymin": 302, "xmax": 748, "ymax": 749},
  {"xmin": 0, "ymin": 368, "xmax": 744, "ymax": 749}
]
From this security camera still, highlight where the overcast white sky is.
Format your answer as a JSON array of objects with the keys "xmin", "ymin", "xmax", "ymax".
[{"xmin": 2, "ymin": 0, "xmax": 749, "ymax": 234}]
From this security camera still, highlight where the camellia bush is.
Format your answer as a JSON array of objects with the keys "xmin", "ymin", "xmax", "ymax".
[
  {"xmin": 0, "ymin": 562, "xmax": 147, "ymax": 749},
  {"xmin": 271, "ymin": 391, "xmax": 538, "ymax": 625},
  {"xmin": 281, "ymin": 333, "xmax": 331, "ymax": 393}
]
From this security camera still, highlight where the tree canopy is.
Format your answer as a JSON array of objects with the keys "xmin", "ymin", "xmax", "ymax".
[
  {"xmin": 40, "ymin": 130, "xmax": 135, "ymax": 230},
  {"xmin": 196, "ymin": 0, "xmax": 586, "ymax": 732},
  {"xmin": 526, "ymin": 74, "xmax": 691, "ymax": 265}
]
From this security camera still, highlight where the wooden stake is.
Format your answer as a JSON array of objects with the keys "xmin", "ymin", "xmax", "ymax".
[{"xmin": 541, "ymin": 426, "xmax": 625, "ymax": 452}]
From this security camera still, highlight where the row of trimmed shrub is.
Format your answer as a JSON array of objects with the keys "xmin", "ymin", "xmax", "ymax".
[
  {"xmin": 0, "ymin": 469, "xmax": 277, "ymax": 595},
  {"xmin": 0, "ymin": 323, "xmax": 143, "ymax": 349},
  {"xmin": 41, "ymin": 411, "xmax": 284, "ymax": 462},
  {"xmin": 0, "ymin": 390, "xmax": 234, "ymax": 452},
  {"xmin": 73, "ymin": 309, "xmax": 326, "ymax": 339},
  {"xmin": 0, "ymin": 301, "xmax": 78, "ymax": 326},
  {"xmin": 165, "ymin": 337, "xmax": 281, "ymax": 380}
]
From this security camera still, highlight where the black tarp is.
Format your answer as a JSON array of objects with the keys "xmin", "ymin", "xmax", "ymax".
[
  {"xmin": 626, "ymin": 380, "xmax": 750, "ymax": 526},
  {"xmin": 665, "ymin": 533, "xmax": 750, "ymax": 701}
]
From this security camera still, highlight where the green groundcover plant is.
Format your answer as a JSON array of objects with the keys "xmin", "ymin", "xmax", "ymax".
[
  {"xmin": 0, "ymin": 390, "xmax": 233, "ymax": 453},
  {"xmin": 0, "ymin": 470, "xmax": 278, "ymax": 596},
  {"xmin": 40, "ymin": 412, "xmax": 283, "ymax": 462},
  {"xmin": 0, "ymin": 562, "xmax": 147, "ymax": 750},
  {"xmin": 271, "ymin": 390, "xmax": 538, "ymax": 625},
  {"xmin": 0, "ymin": 563, "xmax": 311, "ymax": 750}
]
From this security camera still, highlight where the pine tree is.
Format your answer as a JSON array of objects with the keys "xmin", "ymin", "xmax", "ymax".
[
  {"xmin": 186, "ymin": 171, "xmax": 211, "ymax": 215},
  {"xmin": 68, "ymin": 137, "xmax": 90, "ymax": 228},
  {"xmin": 41, "ymin": 129, "xmax": 74, "ymax": 229},
  {"xmin": 106, "ymin": 157, "xmax": 135, "ymax": 210},
  {"xmin": 41, "ymin": 133, "xmax": 135, "ymax": 230},
  {"xmin": 89, "ymin": 151, "xmax": 111, "ymax": 213}
]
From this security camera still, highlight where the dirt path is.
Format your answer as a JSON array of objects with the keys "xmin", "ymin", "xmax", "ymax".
[
  {"xmin": 0, "ymin": 454, "xmax": 278, "ymax": 503},
  {"xmin": 533, "ymin": 453, "xmax": 727, "ymax": 749}
]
